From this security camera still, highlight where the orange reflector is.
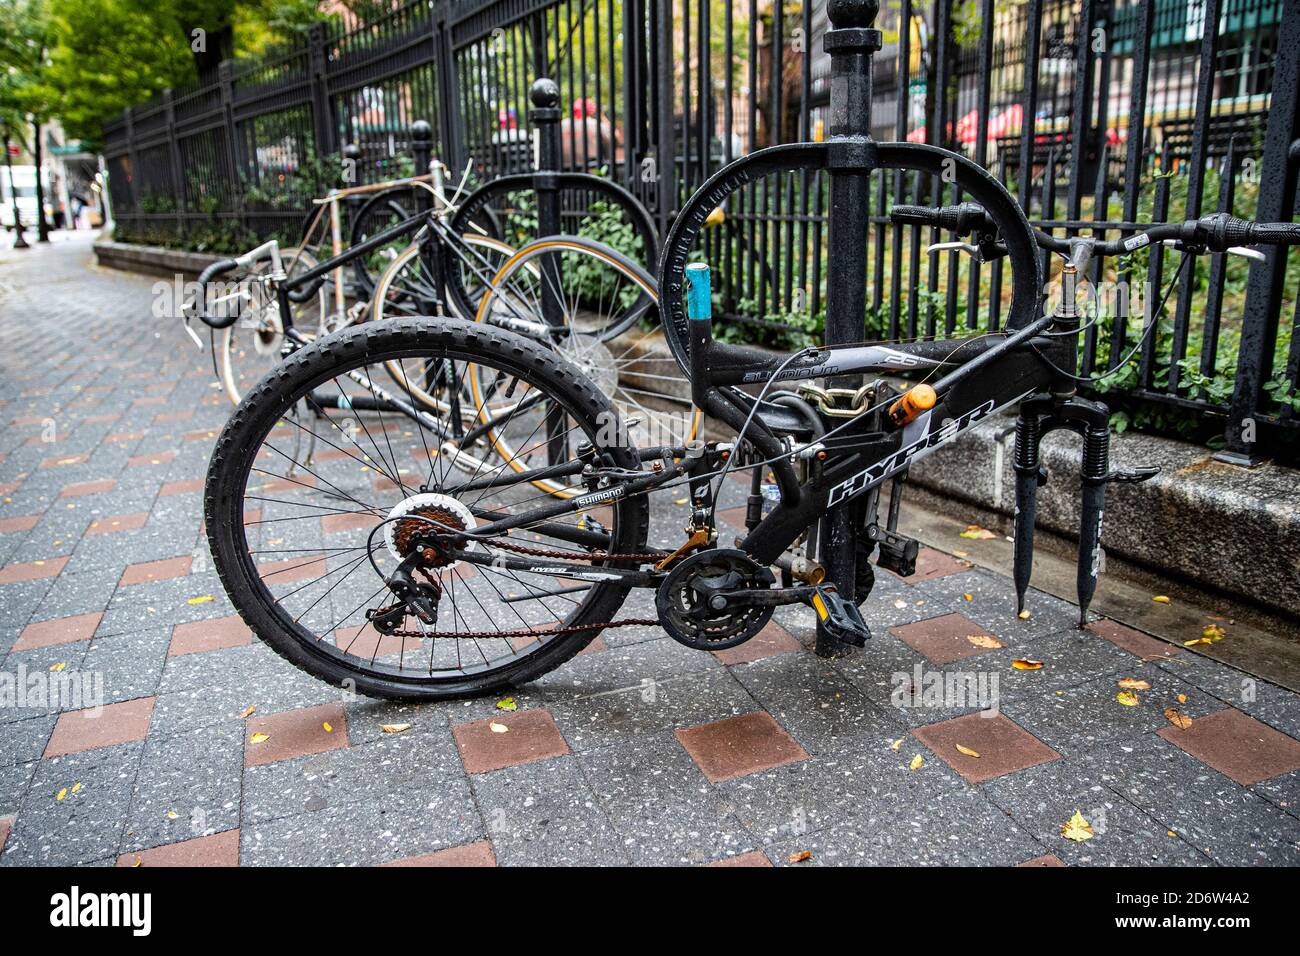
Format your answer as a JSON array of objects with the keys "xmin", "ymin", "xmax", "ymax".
[{"xmin": 811, "ymin": 592, "xmax": 830, "ymax": 621}]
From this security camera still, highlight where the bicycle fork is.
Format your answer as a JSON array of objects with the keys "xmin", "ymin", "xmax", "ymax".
[{"xmin": 1011, "ymin": 395, "xmax": 1158, "ymax": 625}]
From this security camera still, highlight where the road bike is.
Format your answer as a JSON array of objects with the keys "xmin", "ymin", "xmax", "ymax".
[{"xmin": 196, "ymin": 1, "xmax": 1300, "ymax": 700}]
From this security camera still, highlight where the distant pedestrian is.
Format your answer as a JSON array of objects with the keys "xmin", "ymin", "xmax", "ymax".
[{"xmin": 560, "ymin": 98, "xmax": 624, "ymax": 170}]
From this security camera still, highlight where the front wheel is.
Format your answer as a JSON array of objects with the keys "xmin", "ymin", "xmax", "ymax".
[{"xmin": 204, "ymin": 317, "xmax": 651, "ymax": 700}]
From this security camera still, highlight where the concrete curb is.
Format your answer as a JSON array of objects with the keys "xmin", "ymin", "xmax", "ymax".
[
  {"xmin": 93, "ymin": 239, "xmax": 224, "ymax": 278},
  {"xmin": 905, "ymin": 407, "xmax": 1300, "ymax": 614}
]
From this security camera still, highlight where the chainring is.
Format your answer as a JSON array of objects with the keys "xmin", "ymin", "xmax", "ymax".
[{"xmin": 655, "ymin": 548, "xmax": 775, "ymax": 651}]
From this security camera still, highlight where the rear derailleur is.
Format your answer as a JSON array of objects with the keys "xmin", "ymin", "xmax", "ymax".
[{"xmin": 368, "ymin": 553, "xmax": 443, "ymax": 634}]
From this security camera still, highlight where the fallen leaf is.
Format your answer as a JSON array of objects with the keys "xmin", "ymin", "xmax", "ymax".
[
  {"xmin": 788, "ymin": 850, "xmax": 812, "ymax": 863},
  {"xmin": 238, "ymin": 705, "xmax": 256, "ymax": 719},
  {"xmin": 1012, "ymin": 659, "xmax": 1044, "ymax": 670},
  {"xmin": 963, "ymin": 593, "xmax": 973, "ymax": 602},
  {"xmin": 1116, "ymin": 691, "xmax": 1140, "ymax": 707},
  {"xmin": 495, "ymin": 697, "xmax": 518, "ymax": 712},
  {"xmin": 1177, "ymin": 693, "xmax": 1187, "ymax": 705},
  {"xmin": 673, "ymin": 497, "xmax": 689, "ymax": 505},
  {"xmin": 1060, "ymin": 809, "xmax": 1095, "ymax": 842},
  {"xmin": 322, "ymin": 722, "xmax": 333, "ymax": 733},
  {"xmin": 131, "ymin": 856, "xmax": 142, "ymax": 867},
  {"xmin": 1152, "ymin": 595, "xmax": 1171, "ymax": 604},
  {"xmin": 1201, "ymin": 623, "xmax": 1226, "ymax": 641},
  {"xmin": 1017, "ymin": 609, "xmax": 1032, "ymax": 620},
  {"xmin": 887, "ymin": 739, "xmax": 903, "ymax": 753},
  {"xmin": 249, "ymin": 732, "xmax": 271, "ymax": 744},
  {"xmin": 49, "ymin": 662, "xmax": 66, "ymax": 672},
  {"xmin": 952, "ymin": 549, "xmax": 969, "ymax": 558},
  {"xmin": 893, "ymin": 598, "xmax": 908, "ymax": 609},
  {"xmin": 909, "ymin": 754, "xmax": 924, "ymax": 771},
  {"xmin": 1117, "ymin": 678, "xmax": 1152, "ymax": 691},
  {"xmin": 166, "ymin": 810, "xmax": 179, "ymax": 820},
  {"xmin": 955, "ymin": 744, "xmax": 981, "ymax": 758},
  {"xmin": 489, "ymin": 721, "xmax": 509, "ymax": 734},
  {"xmin": 1163, "ymin": 707, "xmax": 1194, "ymax": 730},
  {"xmin": 960, "ymin": 525, "xmax": 996, "ymax": 540},
  {"xmin": 967, "ymin": 634, "xmax": 1003, "ymax": 649},
  {"xmin": 381, "ymin": 723, "xmax": 412, "ymax": 734},
  {"xmin": 187, "ymin": 595, "xmax": 215, "ymax": 605},
  {"xmin": 56, "ymin": 788, "xmax": 67, "ymax": 801},
  {"xmin": 1167, "ymin": 830, "xmax": 1177, "ymax": 838},
  {"xmin": 71, "ymin": 783, "xmax": 81, "ymax": 794}
]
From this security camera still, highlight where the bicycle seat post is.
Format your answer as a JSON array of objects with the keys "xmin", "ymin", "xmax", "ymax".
[{"xmin": 815, "ymin": 0, "xmax": 883, "ymax": 658}]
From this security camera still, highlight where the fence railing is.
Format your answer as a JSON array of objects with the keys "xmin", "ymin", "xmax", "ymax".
[{"xmin": 102, "ymin": 0, "xmax": 1300, "ymax": 458}]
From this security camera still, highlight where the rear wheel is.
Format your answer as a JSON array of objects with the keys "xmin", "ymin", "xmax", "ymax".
[{"xmin": 204, "ymin": 317, "xmax": 650, "ymax": 700}]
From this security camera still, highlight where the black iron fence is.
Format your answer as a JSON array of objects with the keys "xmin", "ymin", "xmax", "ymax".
[{"xmin": 102, "ymin": 0, "xmax": 1300, "ymax": 456}]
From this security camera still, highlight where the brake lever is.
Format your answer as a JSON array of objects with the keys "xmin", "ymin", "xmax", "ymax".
[
  {"xmin": 1160, "ymin": 238, "xmax": 1265, "ymax": 262},
  {"xmin": 926, "ymin": 240, "xmax": 982, "ymax": 260}
]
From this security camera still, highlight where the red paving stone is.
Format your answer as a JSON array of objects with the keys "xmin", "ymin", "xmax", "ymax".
[
  {"xmin": 132, "ymin": 396, "xmax": 167, "ymax": 407},
  {"xmin": 675, "ymin": 711, "xmax": 808, "ymax": 784},
  {"xmin": 153, "ymin": 410, "xmax": 193, "ymax": 424},
  {"xmin": 890, "ymin": 612, "xmax": 1002, "ymax": 666},
  {"xmin": 453, "ymin": 708, "xmax": 571, "ymax": 775},
  {"xmin": 45, "ymin": 697, "xmax": 156, "ymax": 758},
  {"xmin": 912, "ymin": 712, "xmax": 1061, "ymax": 785},
  {"xmin": 1017, "ymin": 854, "xmax": 1066, "ymax": 867},
  {"xmin": 40, "ymin": 453, "xmax": 89, "ymax": 469},
  {"xmin": 169, "ymin": 615, "xmax": 253, "ymax": 657},
  {"xmin": 0, "ymin": 514, "xmax": 40, "ymax": 534},
  {"xmin": 707, "ymin": 850, "xmax": 773, "ymax": 867},
  {"xmin": 116, "ymin": 829, "xmax": 240, "ymax": 867},
  {"xmin": 321, "ymin": 511, "xmax": 382, "ymax": 534},
  {"xmin": 1157, "ymin": 708, "xmax": 1300, "ymax": 786},
  {"xmin": 712, "ymin": 620, "xmax": 802, "ymax": 665},
  {"xmin": 0, "ymin": 480, "xmax": 22, "ymax": 495},
  {"xmin": 909, "ymin": 547, "xmax": 974, "ymax": 582},
  {"xmin": 127, "ymin": 450, "xmax": 177, "ymax": 468},
  {"xmin": 119, "ymin": 555, "xmax": 192, "ymax": 587},
  {"xmin": 382, "ymin": 841, "xmax": 497, "ymax": 867},
  {"xmin": 244, "ymin": 703, "xmax": 349, "ymax": 768},
  {"xmin": 158, "ymin": 478, "xmax": 205, "ymax": 496},
  {"xmin": 86, "ymin": 512, "xmax": 149, "ymax": 535},
  {"xmin": 104, "ymin": 430, "xmax": 145, "ymax": 444},
  {"xmin": 183, "ymin": 427, "xmax": 220, "ymax": 442},
  {"xmin": 0, "ymin": 555, "xmax": 68, "ymax": 584},
  {"xmin": 59, "ymin": 478, "xmax": 116, "ymax": 498},
  {"xmin": 1087, "ymin": 619, "xmax": 1182, "ymax": 660},
  {"xmin": 13, "ymin": 611, "xmax": 103, "ymax": 651}
]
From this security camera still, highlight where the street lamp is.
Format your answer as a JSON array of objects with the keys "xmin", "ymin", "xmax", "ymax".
[{"xmin": 3, "ymin": 127, "xmax": 29, "ymax": 249}]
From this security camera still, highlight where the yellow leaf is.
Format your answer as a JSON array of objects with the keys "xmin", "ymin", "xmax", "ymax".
[
  {"xmin": 381, "ymin": 723, "xmax": 411, "ymax": 734},
  {"xmin": 963, "ymin": 593, "xmax": 973, "ymax": 602},
  {"xmin": 1011, "ymin": 659, "xmax": 1044, "ymax": 670},
  {"xmin": 495, "ymin": 697, "xmax": 518, "ymax": 712},
  {"xmin": 673, "ymin": 498, "xmax": 689, "ymax": 505},
  {"xmin": 1017, "ymin": 609, "xmax": 1032, "ymax": 619},
  {"xmin": 955, "ymin": 744, "xmax": 981, "ymax": 758},
  {"xmin": 1152, "ymin": 595, "xmax": 1171, "ymax": 604},
  {"xmin": 890, "ymin": 739, "xmax": 903, "ymax": 751},
  {"xmin": 1163, "ymin": 707, "xmax": 1194, "ymax": 730},
  {"xmin": 131, "ymin": 856, "xmax": 142, "ymax": 867},
  {"xmin": 952, "ymin": 549, "xmax": 969, "ymax": 558},
  {"xmin": 238, "ymin": 705, "xmax": 256, "ymax": 719},
  {"xmin": 1201, "ymin": 623, "xmax": 1225, "ymax": 642},
  {"xmin": 1177, "ymin": 693, "xmax": 1187, "ymax": 704},
  {"xmin": 1167, "ymin": 831, "xmax": 1177, "ymax": 838},
  {"xmin": 49, "ymin": 662, "xmax": 66, "ymax": 672},
  {"xmin": 249, "ymin": 732, "xmax": 271, "ymax": 744},
  {"xmin": 1117, "ymin": 678, "xmax": 1152, "ymax": 691},
  {"xmin": 909, "ymin": 754, "xmax": 924, "ymax": 771},
  {"xmin": 187, "ymin": 595, "xmax": 215, "ymax": 605},
  {"xmin": 56, "ymin": 788, "xmax": 67, "ymax": 801},
  {"xmin": 1060, "ymin": 810, "xmax": 1095, "ymax": 843},
  {"xmin": 489, "ymin": 721, "xmax": 509, "ymax": 734},
  {"xmin": 787, "ymin": 850, "xmax": 812, "ymax": 863},
  {"xmin": 166, "ymin": 810, "xmax": 179, "ymax": 820},
  {"xmin": 1116, "ymin": 691, "xmax": 1140, "ymax": 706},
  {"xmin": 893, "ymin": 598, "xmax": 908, "ymax": 609},
  {"xmin": 959, "ymin": 525, "xmax": 996, "ymax": 540},
  {"xmin": 322, "ymin": 722, "xmax": 333, "ymax": 733},
  {"xmin": 71, "ymin": 783, "xmax": 81, "ymax": 794},
  {"xmin": 967, "ymin": 634, "xmax": 1003, "ymax": 649}
]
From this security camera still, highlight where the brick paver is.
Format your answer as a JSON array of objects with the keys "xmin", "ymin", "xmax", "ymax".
[{"xmin": 1, "ymin": 235, "xmax": 1299, "ymax": 867}]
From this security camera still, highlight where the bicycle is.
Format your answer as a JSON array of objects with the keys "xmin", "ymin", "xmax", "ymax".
[{"xmin": 196, "ymin": 0, "xmax": 1300, "ymax": 700}]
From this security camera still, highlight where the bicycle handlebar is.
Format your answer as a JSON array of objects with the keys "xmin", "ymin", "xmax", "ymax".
[
  {"xmin": 191, "ymin": 258, "xmax": 242, "ymax": 329},
  {"xmin": 889, "ymin": 205, "xmax": 1300, "ymax": 257}
]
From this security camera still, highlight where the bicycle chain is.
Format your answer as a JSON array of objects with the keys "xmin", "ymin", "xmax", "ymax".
[{"xmin": 381, "ymin": 535, "xmax": 671, "ymax": 639}]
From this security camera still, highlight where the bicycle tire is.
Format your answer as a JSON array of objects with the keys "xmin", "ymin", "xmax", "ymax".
[{"xmin": 204, "ymin": 317, "xmax": 652, "ymax": 701}]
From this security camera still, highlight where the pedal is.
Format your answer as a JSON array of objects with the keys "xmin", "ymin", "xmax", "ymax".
[
  {"xmin": 875, "ymin": 529, "xmax": 920, "ymax": 577},
  {"xmin": 1107, "ymin": 465, "xmax": 1159, "ymax": 484},
  {"xmin": 808, "ymin": 585, "xmax": 872, "ymax": 647}
]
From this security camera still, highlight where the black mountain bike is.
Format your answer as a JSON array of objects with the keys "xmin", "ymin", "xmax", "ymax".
[{"xmin": 200, "ymin": 2, "xmax": 1300, "ymax": 700}]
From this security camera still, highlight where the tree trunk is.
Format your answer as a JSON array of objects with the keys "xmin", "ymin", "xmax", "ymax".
[{"xmin": 33, "ymin": 119, "xmax": 50, "ymax": 242}]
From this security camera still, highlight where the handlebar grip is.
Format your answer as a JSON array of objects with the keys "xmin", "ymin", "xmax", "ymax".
[
  {"xmin": 889, "ymin": 204, "xmax": 941, "ymax": 226},
  {"xmin": 890, "ymin": 201, "xmax": 988, "ymax": 234},
  {"xmin": 193, "ymin": 258, "xmax": 241, "ymax": 329},
  {"xmin": 1201, "ymin": 213, "xmax": 1300, "ymax": 251}
]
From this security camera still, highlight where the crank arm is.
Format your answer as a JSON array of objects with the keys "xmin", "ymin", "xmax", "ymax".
[{"xmin": 712, "ymin": 584, "xmax": 818, "ymax": 608}]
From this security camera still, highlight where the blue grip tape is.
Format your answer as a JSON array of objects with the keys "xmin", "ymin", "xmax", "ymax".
[{"xmin": 684, "ymin": 263, "xmax": 711, "ymax": 321}]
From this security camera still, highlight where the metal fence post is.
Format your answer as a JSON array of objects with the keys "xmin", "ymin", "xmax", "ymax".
[
  {"xmin": 433, "ymin": 2, "xmax": 463, "ymax": 171},
  {"xmin": 217, "ymin": 61, "xmax": 244, "ymax": 236},
  {"xmin": 817, "ymin": 0, "xmax": 882, "ymax": 657},
  {"xmin": 652, "ymin": 0, "xmax": 676, "ymax": 238},
  {"xmin": 308, "ymin": 22, "xmax": 338, "ymax": 158},
  {"xmin": 1217, "ymin": 0, "xmax": 1300, "ymax": 465},
  {"xmin": 123, "ymin": 106, "xmax": 140, "ymax": 215},
  {"xmin": 163, "ymin": 89, "xmax": 186, "ymax": 240}
]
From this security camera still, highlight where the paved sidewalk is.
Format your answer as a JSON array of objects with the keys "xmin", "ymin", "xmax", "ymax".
[{"xmin": 2, "ymin": 235, "xmax": 1299, "ymax": 866}]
